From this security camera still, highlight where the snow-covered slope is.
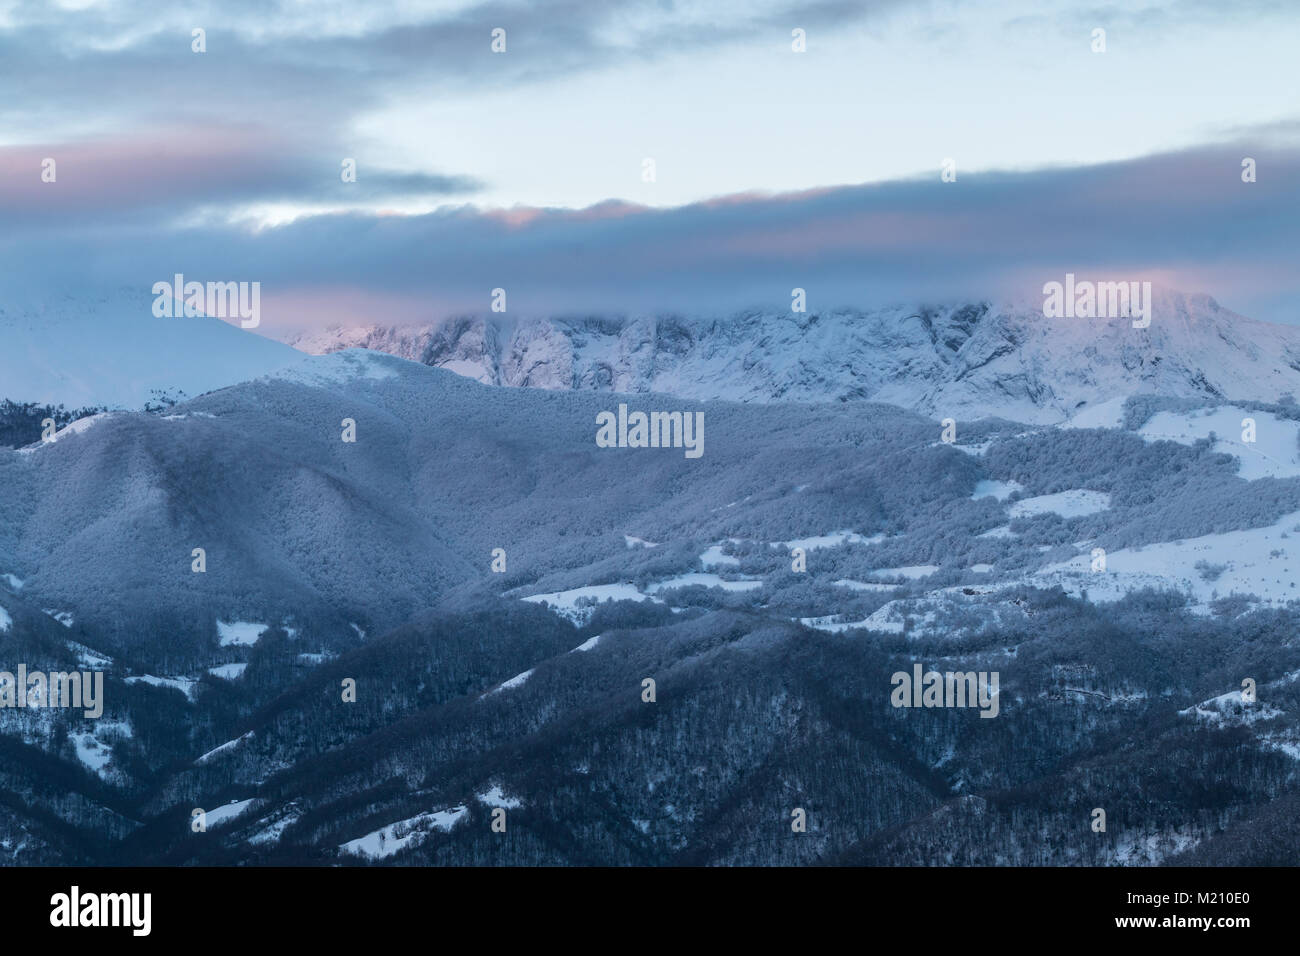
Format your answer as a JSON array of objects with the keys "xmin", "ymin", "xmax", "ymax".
[
  {"xmin": 1138, "ymin": 406, "xmax": 1300, "ymax": 480},
  {"xmin": 1, "ymin": 292, "xmax": 304, "ymax": 408},
  {"xmin": 285, "ymin": 290, "xmax": 1300, "ymax": 424}
]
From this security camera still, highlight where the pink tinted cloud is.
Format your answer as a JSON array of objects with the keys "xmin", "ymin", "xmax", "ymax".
[
  {"xmin": 255, "ymin": 286, "xmax": 439, "ymax": 335},
  {"xmin": 0, "ymin": 126, "xmax": 288, "ymax": 215}
]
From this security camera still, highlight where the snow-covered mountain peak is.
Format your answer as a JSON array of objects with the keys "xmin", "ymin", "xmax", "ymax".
[{"xmin": 282, "ymin": 290, "xmax": 1300, "ymax": 424}]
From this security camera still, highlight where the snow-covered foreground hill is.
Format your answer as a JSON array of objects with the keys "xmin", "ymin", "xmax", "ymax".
[{"xmin": 1, "ymin": 350, "xmax": 1299, "ymax": 866}]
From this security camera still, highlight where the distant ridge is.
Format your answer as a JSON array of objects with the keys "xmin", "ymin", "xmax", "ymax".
[{"xmin": 285, "ymin": 290, "xmax": 1300, "ymax": 424}]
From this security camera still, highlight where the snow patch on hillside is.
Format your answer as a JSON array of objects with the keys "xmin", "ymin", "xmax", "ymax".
[
  {"xmin": 477, "ymin": 785, "xmax": 523, "ymax": 808},
  {"xmin": 72, "ymin": 733, "xmax": 113, "ymax": 774},
  {"xmin": 208, "ymin": 662, "xmax": 248, "ymax": 680},
  {"xmin": 1063, "ymin": 396, "xmax": 1128, "ymax": 430},
  {"xmin": 1009, "ymin": 490, "xmax": 1111, "ymax": 519},
  {"xmin": 68, "ymin": 642, "xmax": 111, "ymax": 668},
  {"xmin": 972, "ymin": 480, "xmax": 1023, "ymax": 501},
  {"xmin": 521, "ymin": 583, "xmax": 655, "ymax": 624},
  {"xmin": 217, "ymin": 620, "xmax": 267, "ymax": 646},
  {"xmin": 70, "ymin": 719, "xmax": 131, "ymax": 778},
  {"xmin": 1180, "ymin": 691, "xmax": 1282, "ymax": 727},
  {"xmin": 833, "ymin": 579, "xmax": 900, "ymax": 592},
  {"xmin": 978, "ymin": 525, "xmax": 1015, "ymax": 539},
  {"xmin": 206, "ymin": 798, "xmax": 258, "ymax": 829},
  {"xmin": 1139, "ymin": 406, "xmax": 1300, "ymax": 480},
  {"xmin": 197, "ymin": 730, "xmax": 255, "ymax": 765},
  {"xmin": 699, "ymin": 544, "xmax": 739, "ymax": 568},
  {"xmin": 778, "ymin": 530, "xmax": 880, "ymax": 550},
  {"xmin": 523, "ymin": 568, "xmax": 762, "ymax": 623},
  {"xmin": 340, "ymin": 805, "xmax": 468, "ymax": 859},
  {"xmin": 18, "ymin": 414, "xmax": 116, "ymax": 453},
  {"xmin": 249, "ymin": 810, "xmax": 301, "ymax": 845},
  {"xmin": 125, "ymin": 674, "xmax": 199, "ymax": 700},
  {"xmin": 485, "ymin": 669, "xmax": 533, "ymax": 696},
  {"xmin": 1036, "ymin": 508, "xmax": 1300, "ymax": 608},
  {"xmin": 869, "ymin": 565, "xmax": 940, "ymax": 581},
  {"xmin": 647, "ymin": 572, "xmax": 762, "ymax": 593},
  {"xmin": 798, "ymin": 614, "xmax": 873, "ymax": 633}
]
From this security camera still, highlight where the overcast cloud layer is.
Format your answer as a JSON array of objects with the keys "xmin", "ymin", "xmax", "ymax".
[{"xmin": 1, "ymin": 0, "xmax": 1297, "ymax": 329}]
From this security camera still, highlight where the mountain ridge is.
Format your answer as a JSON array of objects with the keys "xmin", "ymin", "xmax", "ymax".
[
  {"xmin": 5, "ymin": 287, "xmax": 1299, "ymax": 426},
  {"xmin": 283, "ymin": 290, "xmax": 1300, "ymax": 424}
]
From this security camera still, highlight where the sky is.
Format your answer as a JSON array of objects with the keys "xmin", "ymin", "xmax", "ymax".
[{"xmin": 1, "ymin": 0, "xmax": 1297, "ymax": 331}]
